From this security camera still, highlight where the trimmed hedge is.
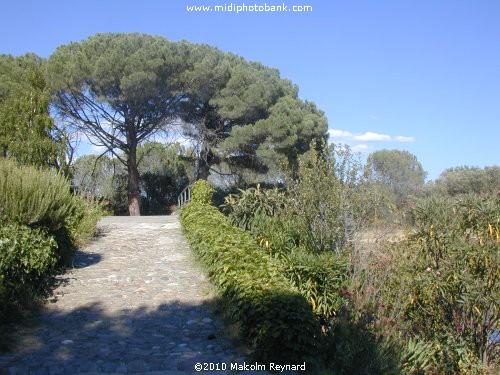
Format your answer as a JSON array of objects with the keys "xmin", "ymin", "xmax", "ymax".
[{"xmin": 180, "ymin": 193, "xmax": 321, "ymax": 364}]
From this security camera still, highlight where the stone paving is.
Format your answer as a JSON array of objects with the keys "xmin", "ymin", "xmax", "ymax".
[{"xmin": 0, "ymin": 215, "xmax": 271, "ymax": 375}]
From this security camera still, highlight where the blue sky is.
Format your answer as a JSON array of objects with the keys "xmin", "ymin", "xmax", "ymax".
[{"xmin": 1, "ymin": 0, "xmax": 499, "ymax": 180}]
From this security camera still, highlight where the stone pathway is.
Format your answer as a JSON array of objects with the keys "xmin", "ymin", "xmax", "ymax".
[{"xmin": 0, "ymin": 215, "xmax": 267, "ymax": 375}]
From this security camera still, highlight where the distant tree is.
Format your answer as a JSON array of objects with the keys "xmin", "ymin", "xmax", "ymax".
[
  {"xmin": 366, "ymin": 149, "xmax": 426, "ymax": 206},
  {"xmin": 0, "ymin": 54, "xmax": 70, "ymax": 170},
  {"xmin": 71, "ymin": 154, "xmax": 118, "ymax": 199},
  {"xmin": 137, "ymin": 142, "xmax": 190, "ymax": 214},
  {"xmin": 47, "ymin": 33, "xmax": 190, "ymax": 215},
  {"xmin": 435, "ymin": 165, "xmax": 500, "ymax": 196},
  {"xmin": 72, "ymin": 143, "xmax": 191, "ymax": 215}
]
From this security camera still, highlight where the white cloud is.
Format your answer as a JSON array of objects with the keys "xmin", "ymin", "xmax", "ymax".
[
  {"xmin": 328, "ymin": 129, "xmax": 415, "ymax": 143},
  {"xmin": 353, "ymin": 132, "xmax": 391, "ymax": 141},
  {"xmin": 369, "ymin": 115, "xmax": 380, "ymax": 121},
  {"xmin": 327, "ymin": 129, "xmax": 353, "ymax": 138},
  {"xmin": 91, "ymin": 145, "xmax": 109, "ymax": 154}
]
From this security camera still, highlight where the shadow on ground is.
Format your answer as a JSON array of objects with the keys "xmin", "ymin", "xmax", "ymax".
[{"xmin": 0, "ymin": 298, "xmax": 247, "ymax": 374}]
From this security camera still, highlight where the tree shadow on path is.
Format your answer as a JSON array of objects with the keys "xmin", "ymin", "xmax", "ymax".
[{"xmin": 0, "ymin": 298, "xmax": 247, "ymax": 374}]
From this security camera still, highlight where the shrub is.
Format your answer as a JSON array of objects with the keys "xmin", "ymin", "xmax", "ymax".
[
  {"xmin": 190, "ymin": 179, "xmax": 215, "ymax": 205},
  {"xmin": 282, "ymin": 249, "xmax": 349, "ymax": 321},
  {"xmin": 0, "ymin": 222, "xmax": 57, "ymax": 322},
  {"xmin": 404, "ymin": 194, "xmax": 499, "ymax": 372},
  {"xmin": 351, "ymin": 193, "xmax": 499, "ymax": 374},
  {"xmin": 0, "ymin": 159, "xmax": 101, "ymax": 264},
  {"xmin": 180, "ymin": 200, "xmax": 321, "ymax": 364},
  {"xmin": 0, "ymin": 159, "xmax": 77, "ymax": 231},
  {"xmin": 284, "ymin": 144, "xmax": 367, "ymax": 254},
  {"xmin": 221, "ymin": 184, "xmax": 286, "ymax": 231}
]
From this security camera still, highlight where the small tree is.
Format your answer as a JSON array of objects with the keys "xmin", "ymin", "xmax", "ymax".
[{"xmin": 286, "ymin": 143, "xmax": 365, "ymax": 253}]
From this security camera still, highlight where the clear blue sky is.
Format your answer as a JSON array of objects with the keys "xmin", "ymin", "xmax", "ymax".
[{"xmin": 1, "ymin": 0, "xmax": 499, "ymax": 180}]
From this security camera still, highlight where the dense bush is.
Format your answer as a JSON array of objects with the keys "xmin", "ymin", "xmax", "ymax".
[
  {"xmin": 190, "ymin": 179, "xmax": 215, "ymax": 205},
  {"xmin": 351, "ymin": 193, "xmax": 499, "ymax": 374},
  {"xmin": 221, "ymin": 184, "xmax": 286, "ymax": 231},
  {"xmin": 180, "ymin": 188, "xmax": 321, "ymax": 364},
  {"xmin": 0, "ymin": 222, "xmax": 57, "ymax": 323},
  {"xmin": 0, "ymin": 159, "xmax": 101, "ymax": 325},
  {"xmin": 282, "ymin": 249, "xmax": 349, "ymax": 320},
  {"xmin": 0, "ymin": 159, "xmax": 77, "ymax": 231}
]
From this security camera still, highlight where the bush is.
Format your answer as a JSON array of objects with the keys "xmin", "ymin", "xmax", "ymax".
[
  {"xmin": 351, "ymin": 193, "xmax": 499, "ymax": 374},
  {"xmin": 0, "ymin": 159, "xmax": 101, "ymax": 264},
  {"xmin": 282, "ymin": 249, "xmax": 349, "ymax": 321},
  {"xmin": 190, "ymin": 179, "xmax": 215, "ymax": 205},
  {"xmin": 180, "ymin": 199, "xmax": 321, "ymax": 364},
  {"xmin": 404, "ymin": 194, "xmax": 499, "ymax": 372},
  {"xmin": 285, "ymin": 144, "xmax": 367, "ymax": 254},
  {"xmin": 0, "ymin": 159, "xmax": 77, "ymax": 231},
  {"xmin": 0, "ymin": 222, "xmax": 57, "ymax": 322},
  {"xmin": 221, "ymin": 184, "xmax": 286, "ymax": 231}
]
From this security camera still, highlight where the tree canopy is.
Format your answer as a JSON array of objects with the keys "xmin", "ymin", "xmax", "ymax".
[
  {"xmin": 47, "ymin": 33, "xmax": 328, "ymax": 214},
  {"xmin": 435, "ymin": 165, "xmax": 500, "ymax": 196},
  {"xmin": 366, "ymin": 149, "xmax": 426, "ymax": 206},
  {"xmin": 0, "ymin": 54, "xmax": 66, "ymax": 169}
]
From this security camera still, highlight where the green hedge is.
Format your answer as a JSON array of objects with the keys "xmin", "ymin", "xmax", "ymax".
[
  {"xmin": 180, "ymin": 197, "xmax": 321, "ymax": 364},
  {"xmin": 0, "ymin": 159, "xmax": 101, "ymax": 324},
  {"xmin": 0, "ymin": 222, "xmax": 58, "ymax": 322}
]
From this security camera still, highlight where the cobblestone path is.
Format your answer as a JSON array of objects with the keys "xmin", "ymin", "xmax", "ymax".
[{"xmin": 0, "ymin": 215, "xmax": 264, "ymax": 375}]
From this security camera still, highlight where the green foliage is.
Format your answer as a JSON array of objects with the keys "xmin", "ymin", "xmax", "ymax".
[
  {"xmin": 351, "ymin": 193, "xmax": 499, "ymax": 373},
  {"xmin": 436, "ymin": 165, "xmax": 500, "ymax": 196},
  {"xmin": 282, "ymin": 249, "xmax": 349, "ymax": 319},
  {"xmin": 0, "ymin": 158, "xmax": 101, "ymax": 261},
  {"xmin": 404, "ymin": 194, "xmax": 499, "ymax": 372},
  {"xmin": 285, "ymin": 143, "xmax": 366, "ymax": 254},
  {"xmin": 138, "ymin": 142, "xmax": 190, "ymax": 214},
  {"xmin": 0, "ymin": 159, "xmax": 101, "ymax": 329},
  {"xmin": 66, "ymin": 195, "xmax": 102, "ymax": 248},
  {"xmin": 0, "ymin": 159, "xmax": 77, "ymax": 231},
  {"xmin": 72, "ymin": 143, "xmax": 191, "ymax": 215},
  {"xmin": 366, "ymin": 149, "xmax": 427, "ymax": 208},
  {"xmin": 0, "ymin": 222, "xmax": 58, "ymax": 323},
  {"xmin": 0, "ymin": 54, "xmax": 64, "ymax": 169},
  {"xmin": 219, "ymin": 95, "xmax": 328, "ymax": 179},
  {"xmin": 221, "ymin": 184, "xmax": 286, "ymax": 230},
  {"xmin": 180, "ymin": 201, "xmax": 320, "ymax": 364},
  {"xmin": 190, "ymin": 180, "xmax": 215, "ymax": 205}
]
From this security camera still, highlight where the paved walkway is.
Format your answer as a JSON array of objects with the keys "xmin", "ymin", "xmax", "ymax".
[{"xmin": 0, "ymin": 215, "xmax": 261, "ymax": 375}]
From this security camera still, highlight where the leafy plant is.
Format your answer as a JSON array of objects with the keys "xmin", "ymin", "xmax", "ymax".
[
  {"xmin": 0, "ymin": 222, "xmax": 57, "ymax": 323},
  {"xmin": 284, "ymin": 143, "xmax": 366, "ymax": 254},
  {"xmin": 282, "ymin": 249, "xmax": 349, "ymax": 320},
  {"xmin": 221, "ymin": 184, "xmax": 286, "ymax": 231},
  {"xmin": 190, "ymin": 179, "xmax": 215, "ymax": 205},
  {"xmin": 180, "ymin": 200, "xmax": 321, "ymax": 364}
]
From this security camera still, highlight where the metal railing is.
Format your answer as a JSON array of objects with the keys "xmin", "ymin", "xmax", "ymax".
[{"xmin": 177, "ymin": 184, "xmax": 192, "ymax": 207}]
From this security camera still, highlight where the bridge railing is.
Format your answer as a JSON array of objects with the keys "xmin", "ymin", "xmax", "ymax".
[{"xmin": 177, "ymin": 184, "xmax": 192, "ymax": 207}]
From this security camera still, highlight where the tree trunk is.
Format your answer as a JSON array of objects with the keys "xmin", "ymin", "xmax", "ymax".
[
  {"xmin": 196, "ymin": 144, "xmax": 214, "ymax": 180},
  {"xmin": 127, "ymin": 141, "xmax": 141, "ymax": 216}
]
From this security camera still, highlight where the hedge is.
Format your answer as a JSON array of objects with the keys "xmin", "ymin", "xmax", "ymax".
[
  {"xmin": 180, "ymin": 181, "xmax": 320, "ymax": 364},
  {"xmin": 0, "ymin": 222, "xmax": 58, "ymax": 323}
]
